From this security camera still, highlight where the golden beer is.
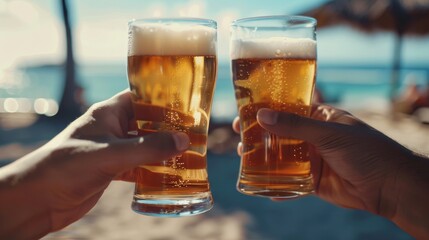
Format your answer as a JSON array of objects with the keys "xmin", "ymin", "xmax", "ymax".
[
  {"xmin": 231, "ymin": 16, "xmax": 317, "ymax": 198},
  {"xmin": 232, "ymin": 58, "xmax": 316, "ymax": 197},
  {"xmin": 127, "ymin": 19, "xmax": 217, "ymax": 216}
]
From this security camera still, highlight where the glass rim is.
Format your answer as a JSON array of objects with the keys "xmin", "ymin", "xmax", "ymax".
[
  {"xmin": 231, "ymin": 15, "xmax": 316, "ymax": 28},
  {"xmin": 128, "ymin": 17, "xmax": 217, "ymax": 27}
]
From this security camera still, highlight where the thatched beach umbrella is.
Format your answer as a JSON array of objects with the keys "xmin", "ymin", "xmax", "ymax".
[{"xmin": 300, "ymin": 0, "xmax": 429, "ymax": 100}]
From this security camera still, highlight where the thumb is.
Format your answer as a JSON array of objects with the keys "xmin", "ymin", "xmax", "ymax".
[
  {"xmin": 256, "ymin": 108, "xmax": 347, "ymax": 147},
  {"xmin": 92, "ymin": 132, "xmax": 190, "ymax": 176}
]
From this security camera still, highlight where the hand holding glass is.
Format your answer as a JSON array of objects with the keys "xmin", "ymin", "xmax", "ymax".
[
  {"xmin": 127, "ymin": 18, "xmax": 217, "ymax": 216},
  {"xmin": 230, "ymin": 16, "xmax": 317, "ymax": 198}
]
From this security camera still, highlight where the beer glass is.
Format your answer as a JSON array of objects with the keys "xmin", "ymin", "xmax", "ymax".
[
  {"xmin": 230, "ymin": 16, "xmax": 317, "ymax": 198},
  {"xmin": 127, "ymin": 18, "xmax": 217, "ymax": 216}
]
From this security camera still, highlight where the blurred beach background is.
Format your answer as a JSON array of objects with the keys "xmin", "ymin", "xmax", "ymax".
[{"xmin": 1, "ymin": 0, "xmax": 429, "ymax": 239}]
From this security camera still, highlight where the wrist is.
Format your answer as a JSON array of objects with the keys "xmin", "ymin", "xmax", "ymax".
[
  {"xmin": 0, "ymin": 161, "xmax": 52, "ymax": 239},
  {"xmin": 387, "ymin": 153, "xmax": 429, "ymax": 238}
]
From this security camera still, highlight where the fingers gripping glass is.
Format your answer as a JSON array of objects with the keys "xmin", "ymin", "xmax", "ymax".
[
  {"xmin": 230, "ymin": 15, "xmax": 317, "ymax": 198},
  {"xmin": 127, "ymin": 18, "xmax": 217, "ymax": 216}
]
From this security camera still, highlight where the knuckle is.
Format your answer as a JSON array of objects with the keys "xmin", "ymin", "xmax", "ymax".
[
  {"xmin": 316, "ymin": 125, "xmax": 355, "ymax": 150},
  {"xmin": 89, "ymin": 104, "xmax": 107, "ymax": 118}
]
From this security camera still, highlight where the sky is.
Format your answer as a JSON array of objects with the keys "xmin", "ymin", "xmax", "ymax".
[{"xmin": 0, "ymin": 0, "xmax": 429, "ymax": 69}]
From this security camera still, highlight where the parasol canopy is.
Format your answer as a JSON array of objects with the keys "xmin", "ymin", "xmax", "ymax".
[{"xmin": 300, "ymin": 0, "xmax": 429, "ymax": 100}]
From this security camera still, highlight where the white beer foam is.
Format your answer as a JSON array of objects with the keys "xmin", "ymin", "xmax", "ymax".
[
  {"xmin": 129, "ymin": 23, "xmax": 217, "ymax": 56},
  {"xmin": 230, "ymin": 37, "xmax": 316, "ymax": 60}
]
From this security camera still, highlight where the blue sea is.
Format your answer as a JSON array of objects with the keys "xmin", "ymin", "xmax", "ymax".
[
  {"xmin": 1, "ymin": 62, "xmax": 423, "ymax": 239},
  {"xmin": 1, "ymin": 62, "xmax": 428, "ymax": 121}
]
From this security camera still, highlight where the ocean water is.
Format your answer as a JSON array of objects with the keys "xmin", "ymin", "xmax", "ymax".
[
  {"xmin": 0, "ymin": 62, "xmax": 428, "ymax": 120},
  {"xmin": 317, "ymin": 64, "xmax": 428, "ymax": 111}
]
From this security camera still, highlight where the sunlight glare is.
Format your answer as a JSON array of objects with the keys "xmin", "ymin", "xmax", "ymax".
[
  {"xmin": 0, "ymin": 1, "xmax": 7, "ymax": 12},
  {"xmin": 34, "ymin": 98, "xmax": 49, "ymax": 114},
  {"xmin": 178, "ymin": 2, "xmax": 203, "ymax": 17},
  {"xmin": 4, "ymin": 98, "xmax": 19, "ymax": 113},
  {"xmin": 153, "ymin": 9, "xmax": 162, "ymax": 17},
  {"xmin": 45, "ymin": 99, "xmax": 58, "ymax": 116},
  {"xmin": 8, "ymin": 0, "xmax": 39, "ymax": 24}
]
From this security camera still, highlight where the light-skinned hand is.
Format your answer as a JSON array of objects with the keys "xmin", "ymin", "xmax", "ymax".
[{"xmin": 0, "ymin": 90, "xmax": 190, "ymax": 239}]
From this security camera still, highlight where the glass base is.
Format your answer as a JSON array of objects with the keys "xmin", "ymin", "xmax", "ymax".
[
  {"xmin": 131, "ymin": 192, "xmax": 213, "ymax": 217},
  {"xmin": 237, "ymin": 175, "xmax": 314, "ymax": 199}
]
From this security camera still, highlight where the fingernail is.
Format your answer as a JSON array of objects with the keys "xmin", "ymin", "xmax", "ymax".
[
  {"xmin": 258, "ymin": 109, "xmax": 278, "ymax": 125},
  {"xmin": 172, "ymin": 132, "xmax": 190, "ymax": 151},
  {"xmin": 237, "ymin": 142, "xmax": 243, "ymax": 156}
]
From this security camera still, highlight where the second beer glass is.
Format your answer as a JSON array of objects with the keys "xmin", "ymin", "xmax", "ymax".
[
  {"xmin": 127, "ymin": 18, "xmax": 217, "ymax": 216},
  {"xmin": 230, "ymin": 16, "xmax": 317, "ymax": 198}
]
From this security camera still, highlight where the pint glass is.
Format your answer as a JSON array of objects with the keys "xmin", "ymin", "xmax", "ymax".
[
  {"xmin": 127, "ymin": 18, "xmax": 217, "ymax": 216},
  {"xmin": 230, "ymin": 16, "xmax": 317, "ymax": 198}
]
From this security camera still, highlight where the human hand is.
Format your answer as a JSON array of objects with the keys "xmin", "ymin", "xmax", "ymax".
[
  {"xmin": 233, "ymin": 104, "xmax": 429, "ymax": 238},
  {"xmin": 233, "ymin": 105, "xmax": 412, "ymax": 215},
  {"xmin": 0, "ymin": 90, "xmax": 190, "ymax": 239}
]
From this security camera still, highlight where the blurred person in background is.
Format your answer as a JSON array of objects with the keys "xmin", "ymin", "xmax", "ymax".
[{"xmin": 394, "ymin": 73, "xmax": 429, "ymax": 115}]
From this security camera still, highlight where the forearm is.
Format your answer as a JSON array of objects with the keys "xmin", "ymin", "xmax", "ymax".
[
  {"xmin": 0, "ymin": 163, "xmax": 51, "ymax": 239},
  {"xmin": 390, "ymin": 153, "xmax": 429, "ymax": 239}
]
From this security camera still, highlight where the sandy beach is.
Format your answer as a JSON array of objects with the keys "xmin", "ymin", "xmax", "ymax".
[{"xmin": 1, "ymin": 110, "xmax": 426, "ymax": 240}]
